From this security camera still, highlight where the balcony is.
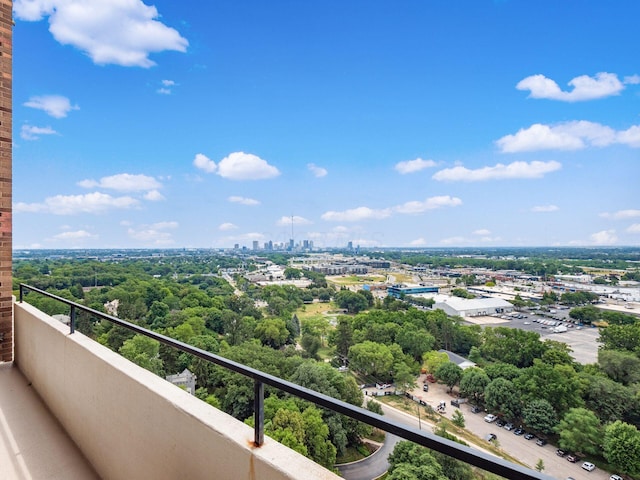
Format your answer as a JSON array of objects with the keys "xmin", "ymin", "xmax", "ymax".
[
  {"xmin": 4, "ymin": 288, "xmax": 551, "ymax": 480},
  {"xmin": 6, "ymin": 299, "xmax": 341, "ymax": 480}
]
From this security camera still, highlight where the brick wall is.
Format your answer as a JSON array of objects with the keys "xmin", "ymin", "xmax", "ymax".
[{"xmin": 0, "ymin": 0, "xmax": 11, "ymax": 362}]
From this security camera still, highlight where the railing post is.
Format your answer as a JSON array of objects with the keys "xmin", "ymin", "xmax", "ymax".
[
  {"xmin": 254, "ymin": 379, "xmax": 264, "ymax": 446},
  {"xmin": 19, "ymin": 284, "xmax": 24, "ymax": 303},
  {"xmin": 70, "ymin": 305, "xmax": 76, "ymax": 334}
]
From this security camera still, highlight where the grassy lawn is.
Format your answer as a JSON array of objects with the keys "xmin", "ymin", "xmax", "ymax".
[
  {"xmin": 374, "ymin": 395, "xmax": 526, "ymax": 467},
  {"xmin": 316, "ymin": 345, "xmax": 334, "ymax": 361},
  {"xmin": 295, "ymin": 302, "xmax": 334, "ymax": 320},
  {"xmin": 328, "ymin": 274, "xmax": 386, "ymax": 286}
]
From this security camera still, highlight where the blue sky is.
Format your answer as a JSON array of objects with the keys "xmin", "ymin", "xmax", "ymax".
[{"xmin": 12, "ymin": 0, "xmax": 640, "ymax": 249}]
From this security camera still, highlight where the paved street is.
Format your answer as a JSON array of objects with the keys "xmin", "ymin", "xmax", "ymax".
[{"xmin": 396, "ymin": 379, "xmax": 615, "ymax": 480}]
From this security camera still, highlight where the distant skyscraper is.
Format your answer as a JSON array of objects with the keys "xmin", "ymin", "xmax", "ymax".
[
  {"xmin": 252, "ymin": 240, "xmax": 259, "ymax": 251},
  {"xmin": 289, "ymin": 239, "xmax": 294, "ymax": 250},
  {"xmin": 347, "ymin": 241, "xmax": 353, "ymax": 251}
]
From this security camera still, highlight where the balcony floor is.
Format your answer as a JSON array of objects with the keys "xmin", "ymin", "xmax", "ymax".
[{"xmin": 0, "ymin": 362, "xmax": 99, "ymax": 480}]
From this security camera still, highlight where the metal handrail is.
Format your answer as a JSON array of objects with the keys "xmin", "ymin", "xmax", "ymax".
[{"xmin": 19, "ymin": 283, "xmax": 553, "ymax": 480}]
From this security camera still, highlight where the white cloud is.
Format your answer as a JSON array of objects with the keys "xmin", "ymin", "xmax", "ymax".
[
  {"xmin": 24, "ymin": 95, "xmax": 78, "ymax": 118},
  {"xmin": 516, "ymin": 72, "xmax": 624, "ymax": 102},
  {"xmin": 218, "ymin": 152, "xmax": 280, "ymax": 180},
  {"xmin": 193, "ymin": 153, "xmax": 217, "ymax": 173},
  {"xmin": 15, "ymin": 192, "xmax": 139, "ymax": 215},
  {"xmin": 394, "ymin": 195, "xmax": 462, "ymax": 214},
  {"xmin": 394, "ymin": 158, "xmax": 436, "ymax": 174},
  {"xmin": 144, "ymin": 190, "xmax": 165, "ymax": 201},
  {"xmin": 440, "ymin": 236, "xmax": 466, "ymax": 245},
  {"xmin": 624, "ymin": 75, "xmax": 640, "ymax": 85},
  {"xmin": 157, "ymin": 79, "xmax": 177, "ymax": 95},
  {"xmin": 194, "ymin": 152, "xmax": 280, "ymax": 180},
  {"xmin": 433, "ymin": 160, "xmax": 561, "ymax": 182},
  {"xmin": 20, "ymin": 125, "xmax": 57, "ymax": 140},
  {"xmin": 14, "ymin": 0, "xmax": 188, "ymax": 68},
  {"xmin": 228, "ymin": 196, "xmax": 260, "ymax": 206},
  {"xmin": 531, "ymin": 205, "xmax": 559, "ymax": 212},
  {"xmin": 321, "ymin": 206, "xmax": 392, "ymax": 222},
  {"xmin": 219, "ymin": 222, "xmax": 238, "ymax": 231},
  {"xmin": 127, "ymin": 221, "xmax": 178, "ymax": 245},
  {"xmin": 321, "ymin": 195, "xmax": 461, "ymax": 222},
  {"xmin": 496, "ymin": 121, "xmax": 640, "ymax": 153},
  {"xmin": 276, "ymin": 216, "xmax": 312, "ymax": 226},
  {"xmin": 590, "ymin": 230, "xmax": 618, "ymax": 245},
  {"xmin": 409, "ymin": 238, "xmax": 427, "ymax": 246},
  {"xmin": 78, "ymin": 173, "xmax": 162, "ymax": 192},
  {"xmin": 600, "ymin": 209, "xmax": 640, "ymax": 220},
  {"xmin": 52, "ymin": 230, "xmax": 96, "ymax": 240},
  {"xmin": 307, "ymin": 163, "xmax": 328, "ymax": 178},
  {"xmin": 473, "ymin": 229, "xmax": 491, "ymax": 236},
  {"xmin": 627, "ymin": 224, "xmax": 640, "ymax": 233}
]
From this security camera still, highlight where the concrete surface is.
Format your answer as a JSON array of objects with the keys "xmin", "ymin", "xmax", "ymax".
[{"xmin": 0, "ymin": 362, "xmax": 99, "ymax": 480}]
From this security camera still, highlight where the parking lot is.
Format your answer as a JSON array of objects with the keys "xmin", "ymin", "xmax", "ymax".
[
  {"xmin": 411, "ymin": 380, "xmax": 614, "ymax": 480},
  {"xmin": 464, "ymin": 311, "xmax": 601, "ymax": 364}
]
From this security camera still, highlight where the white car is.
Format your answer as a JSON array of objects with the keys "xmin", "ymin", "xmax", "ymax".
[
  {"xmin": 484, "ymin": 414, "xmax": 497, "ymax": 423},
  {"xmin": 581, "ymin": 462, "xmax": 595, "ymax": 472},
  {"xmin": 610, "ymin": 476, "xmax": 622, "ymax": 480}
]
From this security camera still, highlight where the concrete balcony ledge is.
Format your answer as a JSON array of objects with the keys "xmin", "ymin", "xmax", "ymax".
[{"xmin": 13, "ymin": 300, "xmax": 340, "ymax": 480}]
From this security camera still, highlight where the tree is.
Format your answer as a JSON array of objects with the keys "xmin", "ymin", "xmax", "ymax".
[
  {"xmin": 330, "ymin": 316, "xmax": 353, "ymax": 359},
  {"xmin": 535, "ymin": 459, "xmax": 544, "ymax": 472},
  {"xmin": 255, "ymin": 318, "xmax": 289, "ymax": 348},
  {"xmin": 396, "ymin": 326, "xmax": 435, "ymax": 362},
  {"xmin": 119, "ymin": 334, "xmax": 164, "ymax": 376},
  {"xmin": 484, "ymin": 378, "xmax": 521, "ymax": 420},
  {"xmin": 283, "ymin": 267, "xmax": 303, "ymax": 279},
  {"xmin": 603, "ymin": 421, "xmax": 640, "ymax": 477},
  {"xmin": 480, "ymin": 327, "xmax": 547, "ymax": 368},
  {"xmin": 599, "ymin": 323, "xmax": 640, "ymax": 353},
  {"xmin": 387, "ymin": 441, "xmax": 448, "ymax": 480},
  {"xmin": 300, "ymin": 333, "xmax": 321, "ymax": 358},
  {"xmin": 335, "ymin": 290, "xmax": 368, "ymax": 314},
  {"xmin": 598, "ymin": 349, "xmax": 640, "ymax": 385},
  {"xmin": 348, "ymin": 341, "xmax": 394, "ymax": 379},
  {"xmin": 556, "ymin": 408, "xmax": 602, "ymax": 455},
  {"xmin": 582, "ymin": 373, "xmax": 635, "ymax": 424},
  {"xmin": 366, "ymin": 400, "xmax": 384, "ymax": 415},
  {"xmin": 434, "ymin": 361, "xmax": 462, "ymax": 393},
  {"xmin": 451, "ymin": 410, "xmax": 465, "ymax": 428},
  {"xmin": 459, "ymin": 367, "xmax": 490, "ymax": 404},
  {"xmin": 422, "ymin": 351, "xmax": 449, "ymax": 374},
  {"xmin": 569, "ymin": 305, "xmax": 600, "ymax": 324},
  {"xmin": 393, "ymin": 361, "xmax": 417, "ymax": 393},
  {"xmin": 521, "ymin": 399, "xmax": 558, "ymax": 435}
]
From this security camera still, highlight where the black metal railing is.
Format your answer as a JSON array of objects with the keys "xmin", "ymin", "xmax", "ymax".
[{"xmin": 19, "ymin": 284, "xmax": 553, "ymax": 480}]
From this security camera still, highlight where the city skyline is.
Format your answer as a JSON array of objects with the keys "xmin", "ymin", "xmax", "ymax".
[{"xmin": 13, "ymin": 0, "xmax": 640, "ymax": 249}]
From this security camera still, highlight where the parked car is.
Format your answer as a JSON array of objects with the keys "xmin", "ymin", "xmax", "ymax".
[
  {"xmin": 582, "ymin": 462, "xmax": 595, "ymax": 472},
  {"xmin": 495, "ymin": 419, "xmax": 505, "ymax": 427},
  {"xmin": 524, "ymin": 433, "xmax": 535, "ymax": 440},
  {"xmin": 513, "ymin": 428, "xmax": 524, "ymax": 435},
  {"xmin": 485, "ymin": 433, "xmax": 497, "ymax": 442},
  {"xmin": 423, "ymin": 384, "xmax": 429, "ymax": 392},
  {"xmin": 484, "ymin": 414, "xmax": 497, "ymax": 423},
  {"xmin": 470, "ymin": 405, "xmax": 481, "ymax": 413},
  {"xmin": 503, "ymin": 422, "xmax": 514, "ymax": 431},
  {"xmin": 556, "ymin": 449, "xmax": 567, "ymax": 457},
  {"xmin": 566, "ymin": 454, "xmax": 579, "ymax": 463},
  {"xmin": 535, "ymin": 438, "xmax": 547, "ymax": 446},
  {"xmin": 610, "ymin": 475, "xmax": 623, "ymax": 480}
]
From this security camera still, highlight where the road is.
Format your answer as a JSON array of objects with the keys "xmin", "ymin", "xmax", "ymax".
[
  {"xmin": 337, "ymin": 433, "xmax": 401, "ymax": 480},
  {"xmin": 404, "ymin": 380, "xmax": 615, "ymax": 480}
]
